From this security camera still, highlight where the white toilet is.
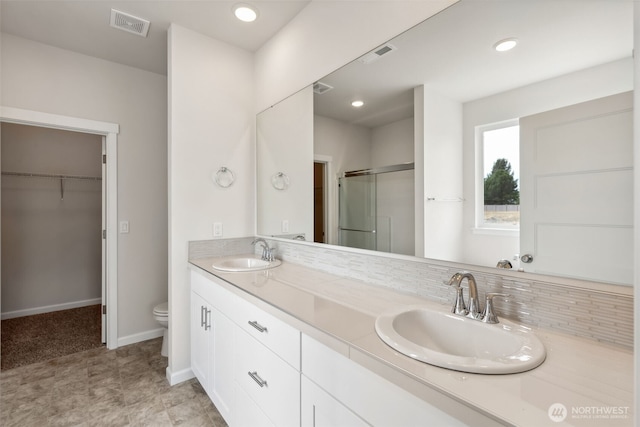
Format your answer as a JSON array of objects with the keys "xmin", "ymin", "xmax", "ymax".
[{"xmin": 153, "ymin": 302, "xmax": 169, "ymax": 357}]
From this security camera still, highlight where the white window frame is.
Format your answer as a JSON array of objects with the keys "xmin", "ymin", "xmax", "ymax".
[{"xmin": 474, "ymin": 119, "xmax": 520, "ymax": 235}]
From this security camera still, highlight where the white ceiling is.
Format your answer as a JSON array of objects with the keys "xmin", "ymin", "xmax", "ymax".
[
  {"xmin": 314, "ymin": 0, "xmax": 634, "ymax": 128},
  {"xmin": 0, "ymin": 0, "xmax": 311, "ymax": 75},
  {"xmin": 0, "ymin": 0, "xmax": 633, "ymax": 126}
]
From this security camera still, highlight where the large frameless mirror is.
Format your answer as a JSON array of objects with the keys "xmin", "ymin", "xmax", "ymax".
[{"xmin": 256, "ymin": 0, "xmax": 634, "ymax": 286}]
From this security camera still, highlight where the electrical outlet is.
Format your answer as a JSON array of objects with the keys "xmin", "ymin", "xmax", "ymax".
[
  {"xmin": 119, "ymin": 220, "xmax": 129, "ymax": 234},
  {"xmin": 213, "ymin": 222, "xmax": 223, "ymax": 237},
  {"xmin": 281, "ymin": 220, "xmax": 289, "ymax": 233}
]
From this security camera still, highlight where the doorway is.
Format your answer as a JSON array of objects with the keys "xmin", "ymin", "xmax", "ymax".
[
  {"xmin": 0, "ymin": 106, "xmax": 119, "ymax": 352},
  {"xmin": 1, "ymin": 123, "xmax": 103, "ymax": 369},
  {"xmin": 313, "ymin": 162, "xmax": 326, "ymax": 243}
]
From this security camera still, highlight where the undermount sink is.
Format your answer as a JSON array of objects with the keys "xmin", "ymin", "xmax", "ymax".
[
  {"xmin": 375, "ymin": 306, "xmax": 546, "ymax": 374},
  {"xmin": 211, "ymin": 255, "xmax": 281, "ymax": 272}
]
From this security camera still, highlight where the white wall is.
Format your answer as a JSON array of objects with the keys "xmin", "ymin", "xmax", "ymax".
[
  {"xmin": 461, "ymin": 58, "xmax": 634, "ymax": 268},
  {"xmin": 371, "ymin": 118, "xmax": 414, "ymax": 167},
  {"xmin": 314, "ymin": 115, "xmax": 371, "ymax": 173},
  {"xmin": 421, "ymin": 88, "xmax": 464, "ymax": 262},
  {"xmin": 254, "ymin": 0, "xmax": 458, "ymax": 112},
  {"xmin": 168, "ymin": 24, "xmax": 254, "ymax": 383},
  {"xmin": 257, "ymin": 87, "xmax": 314, "ymax": 238},
  {"xmin": 372, "ymin": 118, "xmax": 415, "ymax": 255},
  {"xmin": 1, "ymin": 34, "xmax": 168, "ymax": 342},
  {"xmin": 1, "ymin": 123, "xmax": 102, "ymax": 317}
]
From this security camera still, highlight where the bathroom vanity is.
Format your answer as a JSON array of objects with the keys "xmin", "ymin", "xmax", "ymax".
[{"xmin": 189, "ymin": 256, "xmax": 633, "ymax": 427}]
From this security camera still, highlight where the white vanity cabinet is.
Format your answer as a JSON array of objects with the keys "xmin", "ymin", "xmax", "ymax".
[
  {"xmin": 232, "ymin": 292, "xmax": 301, "ymax": 426},
  {"xmin": 301, "ymin": 376, "xmax": 369, "ymax": 427},
  {"xmin": 191, "ymin": 268, "xmax": 499, "ymax": 427},
  {"xmin": 233, "ymin": 382, "xmax": 277, "ymax": 427},
  {"xmin": 301, "ymin": 334, "xmax": 496, "ymax": 427},
  {"xmin": 235, "ymin": 328, "xmax": 300, "ymax": 426},
  {"xmin": 190, "ymin": 271, "xmax": 235, "ymax": 422},
  {"xmin": 191, "ymin": 269, "xmax": 301, "ymax": 427}
]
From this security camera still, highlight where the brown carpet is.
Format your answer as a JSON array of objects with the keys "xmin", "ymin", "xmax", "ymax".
[{"xmin": 1, "ymin": 304, "xmax": 103, "ymax": 371}]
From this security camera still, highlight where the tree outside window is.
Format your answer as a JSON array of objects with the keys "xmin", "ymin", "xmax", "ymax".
[
  {"xmin": 484, "ymin": 158, "xmax": 519, "ymax": 205},
  {"xmin": 481, "ymin": 123, "xmax": 519, "ymax": 227}
]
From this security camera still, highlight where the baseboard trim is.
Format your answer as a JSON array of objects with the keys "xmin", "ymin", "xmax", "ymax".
[
  {"xmin": 1, "ymin": 298, "xmax": 102, "ymax": 320},
  {"xmin": 166, "ymin": 366, "xmax": 195, "ymax": 386},
  {"xmin": 117, "ymin": 328, "xmax": 165, "ymax": 348}
]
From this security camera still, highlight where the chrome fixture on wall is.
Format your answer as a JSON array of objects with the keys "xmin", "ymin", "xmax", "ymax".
[{"xmin": 213, "ymin": 167, "xmax": 235, "ymax": 188}]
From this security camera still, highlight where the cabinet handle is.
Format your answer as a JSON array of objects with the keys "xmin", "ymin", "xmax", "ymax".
[
  {"xmin": 200, "ymin": 306, "xmax": 206, "ymax": 328},
  {"xmin": 313, "ymin": 405, "xmax": 316, "ymax": 427},
  {"xmin": 248, "ymin": 371, "xmax": 268, "ymax": 387},
  {"xmin": 248, "ymin": 320, "xmax": 268, "ymax": 333},
  {"xmin": 205, "ymin": 308, "xmax": 211, "ymax": 331}
]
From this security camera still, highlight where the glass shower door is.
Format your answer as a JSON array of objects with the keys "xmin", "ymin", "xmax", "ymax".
[{"xmin": 338, "ymin": 175, "xmax": 377, "ymax": 250}]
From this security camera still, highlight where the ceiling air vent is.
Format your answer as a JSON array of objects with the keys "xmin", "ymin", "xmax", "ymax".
[
  {"xmin": 313, "ymin": 81, "xmax": 334, "ymax": 95},
  {"xmin": 359, "ymin": 43, "xmax": 398, "ymax": 64},
  {"xmin": 110, "ymin": 9, "xmax": 150, "ymax": 38}
]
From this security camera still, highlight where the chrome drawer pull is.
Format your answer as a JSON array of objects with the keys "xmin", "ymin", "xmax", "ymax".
[
  {"xmin": 248, "ymin": 371, "xmax": 268, "ymax": 387},
  {"xmin": 248, "ymin": 320, "xmax": 268, "ymax": 333},
  {"xmin": 205, "ymin": 308, "xmax": 211, "ymax": 331},
  {"xmin": 200, "ymin": 306, "xmax": 206, "ymax": 328}
]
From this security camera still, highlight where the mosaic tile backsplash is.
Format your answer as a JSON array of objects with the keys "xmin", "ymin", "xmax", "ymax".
[{"xmin": 189, "ymin": 238, "xmax": 633, "ymax": 349}]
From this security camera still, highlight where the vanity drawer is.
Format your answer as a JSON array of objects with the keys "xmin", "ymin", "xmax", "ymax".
[
  {"xmin": 233, "ymin": 295, "xmax": 301, "ymax": 369},
  {"xmin": 234, "ymin": 383, "xmax": 276, "ymax": 427},
  {"xmin": 191, "ymin": 270, "xmax": 239, "ymax": 316},
  {"xmin": 235, "ymin": 328, "xmax": 300, "ymax": 427}
]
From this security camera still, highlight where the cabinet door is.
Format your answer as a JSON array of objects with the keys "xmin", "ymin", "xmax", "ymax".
[
  {"xmin": 209, "ymin": 306, "xmax": 234, "ymax": 422},
  {"xmin": 301, "ymin": 376, "xmax": 370, "ymax": 427},
  {"xmin": 191, "ymin": 291, "xmax": 210, "ymax": 388},
  {"xmin": 302, "ymin": 334, "xmax": 473, "ymax": 427}
]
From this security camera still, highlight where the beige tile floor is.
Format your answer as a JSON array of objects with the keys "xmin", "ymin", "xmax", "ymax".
[{"xmin": 0, "ymin": 338, "xmax": 227, "ymax": 426}]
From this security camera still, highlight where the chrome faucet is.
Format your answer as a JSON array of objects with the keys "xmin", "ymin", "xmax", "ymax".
[
  {"xmin": 481, "ymin": 293, "xmax": 510, "ymax": 324},
  {"xmin": 251, "ymin": 238, "xmax": 275, "ymax": 261},
  {"xmin": 446, "ymin": 272, "xmax": 510, "ymax": 323},
  {"xmin": 447, "ymin": 272, "xmax": 481, "ymax": 319},
  {"xmin": 496, "ymin": 259, "xmax": 513, "ymax": 269}
]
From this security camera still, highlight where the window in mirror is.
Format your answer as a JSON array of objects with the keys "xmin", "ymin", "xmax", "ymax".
[{"xmin": 478, "ymin": 120, "xmax": 520, "ymax": 230}]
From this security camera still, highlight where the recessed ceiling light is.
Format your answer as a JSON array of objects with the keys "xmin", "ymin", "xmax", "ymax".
[
  {"xmin": 351, "ymin": 100, "xmax": 365, "ymax": 108},
  {"xmin": 233, "ymin": 4, "xmax": 258, "ymax": 22},
  {"xmin": 493, "ymin": 38, "xmax": 518, "ymax": 52}
]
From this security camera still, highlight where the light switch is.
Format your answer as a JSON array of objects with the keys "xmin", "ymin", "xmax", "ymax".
[
  {"xmin": 213, "ymin": 222, "xmax": 223, "ymax": 237},
  {"xmin": 119, "ymin": 220, "xmax": 129, "ymax": 234}
]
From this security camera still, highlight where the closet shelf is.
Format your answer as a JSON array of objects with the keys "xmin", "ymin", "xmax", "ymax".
[
  {"xmin": 1, "ymin": 171, "xmax": 102, "ymax": 181},
  {"xmin": 2, "ymin": 171, "xmax": 102, "ymax": 200}
]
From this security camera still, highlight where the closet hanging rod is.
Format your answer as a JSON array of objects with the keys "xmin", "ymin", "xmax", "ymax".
[{"xmin": 1, "ymin": 171, "xmax": 102, "ymax": 181}]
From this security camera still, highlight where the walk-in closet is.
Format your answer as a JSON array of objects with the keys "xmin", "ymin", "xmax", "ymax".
[{"xmin": 1, "ymin": 123, "xmax": 104, "ymax": 370}]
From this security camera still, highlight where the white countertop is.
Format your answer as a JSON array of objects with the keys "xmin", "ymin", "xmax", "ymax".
[{"xmin": 189, "ymin": 257, "xmax": 633, "ymax": 427}]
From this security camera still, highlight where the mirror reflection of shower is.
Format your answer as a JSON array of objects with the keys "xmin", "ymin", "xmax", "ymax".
[{"xmin": 338, "ymin": 163, "xmax": 414, "ymax": 255}]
